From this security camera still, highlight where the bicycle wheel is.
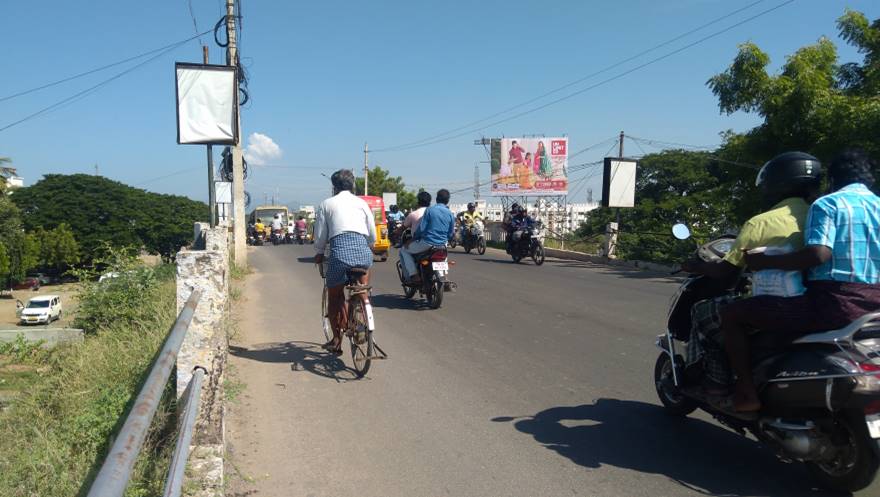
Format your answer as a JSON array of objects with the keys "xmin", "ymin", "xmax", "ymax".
[
  {"xmin": 348, "ymin": 297, "xmax": 373, "ymax": 377},
  {"xmin": 321, "ymin": 286, "xmax": 333, "ymax": 343}
]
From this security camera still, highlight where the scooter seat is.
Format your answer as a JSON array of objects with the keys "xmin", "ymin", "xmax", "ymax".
[{"xmin": 750, "ymin": 330, "xmax": 807, "ymax": 363}]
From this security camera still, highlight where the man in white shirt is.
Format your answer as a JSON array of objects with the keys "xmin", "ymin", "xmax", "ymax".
[
  {"xmin": 271, "ymin": 213, "xmax": 284, "ymax": 231},
  {"xmin": 313, "ymin": 169, "xmax": 377, "ymax": 355}
]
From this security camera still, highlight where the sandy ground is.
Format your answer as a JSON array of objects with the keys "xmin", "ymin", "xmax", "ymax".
[{"xmin": 0, "ymin": 283, "xmax": 80, "ymax": 328}]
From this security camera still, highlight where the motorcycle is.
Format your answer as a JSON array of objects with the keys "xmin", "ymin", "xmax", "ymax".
[
  {"xmin": 395, "ymin": 230, "xmax": 452, "ymax": 309},
  {"xmin": 654, "ymin": 223, "xmax": 880, "ymax": 493},
  {"xmin": 270, "ymin": 229, "xmax": 284, "ymax": 246},
  {"xmin": 296, "ymin": 228, "xmax": 308, "ymax": 245},
  {"xmin": 461, "ymin": 219, "xmax": 487, "ymax": 255},
  {"xmin": 283, "ymin": 231, "xmax": 296, "ymax": 244},
  {"xmin": 388, "ymin": 219, "xmax": 401, "ymax": 247},
  {"xmin": 247, "ymin": 227, "xmax": 265, "ymax": 246},
  {"xmin": 508, "ymin": 221, "xmax": 545, "ymax": 265}
]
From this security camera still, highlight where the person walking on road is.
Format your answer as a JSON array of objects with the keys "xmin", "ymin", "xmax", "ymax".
[{"xmin": 313, "ymin": 169, "xmax": 377, "ymax": 355}]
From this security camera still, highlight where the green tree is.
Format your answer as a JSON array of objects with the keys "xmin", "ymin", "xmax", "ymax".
[
  {"xmin": 356, "ymin": 166, "xmax": 418, "ymax": 211},
  {"xmin": 11, "ymin": 174, "xmax": 208, "ymax": 259},
  {"xmin": 708, "ymin": 9, "xmax": 880, "ymax": 175},
  {"xmin": 36, "ymin": 223, "xmax": 79, "ymax": 271},
  {"xmin": 0, "ymin": 243, "xmax": 10, "ymax": 284}
]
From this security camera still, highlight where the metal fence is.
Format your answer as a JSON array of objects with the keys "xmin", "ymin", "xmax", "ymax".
[{"xmin": 86, "ymin": 289, "xmax": 203, "ymax": 497}]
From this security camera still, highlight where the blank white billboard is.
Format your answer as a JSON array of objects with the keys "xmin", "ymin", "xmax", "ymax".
[
  {"xmin": 602, "ymin": 158, "xmax": 637, "ymax": 208},
  {"xmin": 175, "ymin": 63, "xmax": 238, "ymax": 145}
]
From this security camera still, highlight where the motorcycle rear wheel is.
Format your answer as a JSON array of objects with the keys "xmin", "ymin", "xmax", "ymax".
[
  {"xmin": 653, "ymin": 353, "xmax": 697, "ymax": 416},
  {"xmin": 428, "ymin": 276, "xmax": 444, "ymax": 309},
  {"xmin": 806, "ymin": 410, "xmax": 880, "ymax": 493}
]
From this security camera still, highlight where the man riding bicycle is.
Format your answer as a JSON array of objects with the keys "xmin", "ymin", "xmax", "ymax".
[{"xmin": 313, "ymin": 169, "xmax": 377, "ymax": 355}]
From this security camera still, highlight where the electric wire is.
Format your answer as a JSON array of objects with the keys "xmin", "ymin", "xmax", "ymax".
[
  {"xmin": 372, "ymin": 0, "xmax": 777, "ymax": 152},
  {"xmin": 0, "ymin": 28, "xmax": 213, "ymax": 103},
  {"xmin": 0, "ymin": 38, "xmax": 202, "ymax": 133},
  {"xmin": 186, "ymin": 0, "xmax": 203, "ymax": 44}
]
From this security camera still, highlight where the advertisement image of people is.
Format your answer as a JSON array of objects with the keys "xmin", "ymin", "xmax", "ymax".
[{"xmin": 490, "ymin": 137, "xmax": 568, "ymax": 195}]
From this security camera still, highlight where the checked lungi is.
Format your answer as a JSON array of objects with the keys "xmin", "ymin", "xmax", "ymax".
[
  {"xmin": 325, "ymin": 232, "xmax": 373, "ymax": 288},
  {"xmin": 686, "ymin": 295, "xmax": 738, "ymax": 385}
]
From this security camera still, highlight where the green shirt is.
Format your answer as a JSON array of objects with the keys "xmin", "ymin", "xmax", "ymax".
[{"xmin": 723, "ymin": 197, "xmax": 808, "ymax": 268}]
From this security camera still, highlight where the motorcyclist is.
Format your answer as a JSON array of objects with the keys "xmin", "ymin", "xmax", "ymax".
[
  {"xmin": 724, "ymin": 148, "xmax": 880, "ymax": 412},
  {"xmin": 503, "ymin": 203, "xmax": 520, "ymax": 254},
  {"xmin": 457, "ymin": 202, "xmax": 483, "ymax": 242},
  {"xmin": 680, "ymin": 151, "xmax": 822, "ymax": 401},
  {"xmin": 271, "ymin": 213, "xmax": 284, "ymax": 231},
  {"xmin": 400, "ymin": 189, "xmax": 454, "ymax": 283},
  {"xmin": 254, "ymin": 219, "xmax": 265, "ymax": 236},
  {"xmin": 387, "ymin": 204, "xmax": 405, "ymax": 225},
  {"xmin": 295, "ymin": 216, "xmax": 308, "ymax": 242}
]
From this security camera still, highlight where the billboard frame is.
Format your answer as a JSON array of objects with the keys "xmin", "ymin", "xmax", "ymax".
[{"xmin": 601, "ymin": 157, "xmax": 638, "ymax": 208}]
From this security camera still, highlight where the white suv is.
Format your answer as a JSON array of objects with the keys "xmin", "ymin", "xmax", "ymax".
[{"xmin": 20, "ymin": 295, "xmax": 63, "ymax": 325}]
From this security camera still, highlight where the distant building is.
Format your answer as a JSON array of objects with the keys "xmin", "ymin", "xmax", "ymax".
[
  {"xmin": 0, "ymin": 167, "xmax": 24, "ymax": 190},
  {"xmin": 297, "ymin": 205, "xmax": 316, "ymax": 221},
  {"xmin": 448, "ymin": 199, "xmax": 599, "ymax": 234}
]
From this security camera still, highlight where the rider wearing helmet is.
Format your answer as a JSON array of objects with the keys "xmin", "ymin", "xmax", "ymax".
[
  {"xmin": 503, "ymin": 203, "xmax": 520, "ymax": 253},
  {"xmin": 681, "ymin": 151, "xmax": 822, "ymax": 403},
  {"xmin": 271, "ymin": 212, "xmax": 284, "ymax": 231},
  {"xmin": 725, "ymin": 148, "xmax": 880, "ymax": 412},
  {"xmin": 388, "ymin": 204, "xmax": 405, "ymax": 224}
]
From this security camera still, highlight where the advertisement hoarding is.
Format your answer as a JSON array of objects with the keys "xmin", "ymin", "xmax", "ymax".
[
  {"xmin": 490, "ymin": 138, "xmax": 568, "ymax": 196},
  {"xmin": 175, "ymin": 63, "xmax": 238, "ymax": 145}
]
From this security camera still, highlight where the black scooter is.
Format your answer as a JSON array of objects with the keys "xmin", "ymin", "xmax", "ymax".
[{"xmin": 654, "ymin": 223, "xmax": 880, "ymax": 493}]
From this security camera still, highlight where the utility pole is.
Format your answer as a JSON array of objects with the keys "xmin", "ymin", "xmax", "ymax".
[
  {"xmin": 606, "ymin": 130, "xmax": 625, "ymax": 259},
  {"xmin": 363, "ymin": 142, "xmax": 369, "ymax": 196},
  {"xmin": 204, "ymin": 45, "xmax": 216, "ymax": 227},
  {"xmin": 474, "ymin": 163, "xmax": 480, "ymax": 201},
  {"xmin": 94, "ymin": 164, "xmax": 99, "ymax": 176},
  {"xmin": 227, "ymin": 0, "xmax": 247, "ymax": 266}
]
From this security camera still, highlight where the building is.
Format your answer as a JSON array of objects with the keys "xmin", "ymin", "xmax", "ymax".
[
  {"xmin": 0, "ymin": 167, "xmax": 24, "ymax": 190},
  {"xmin": 448, "ymin": 199, "xmax": 600, "ymax": 234},
  {"xmin": 297, "ymin": 205, "xmax": 316, "ymax": 221}
]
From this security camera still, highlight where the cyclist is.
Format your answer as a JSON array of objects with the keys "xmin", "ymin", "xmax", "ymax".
[{"xmin": 313, "ymin": 169, "xmax": 377, "ymax": 355}]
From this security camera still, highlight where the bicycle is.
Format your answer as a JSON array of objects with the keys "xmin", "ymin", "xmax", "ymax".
[{"xmin": 319, "ymin": 261, "xmax": 387, "ymax": 377}]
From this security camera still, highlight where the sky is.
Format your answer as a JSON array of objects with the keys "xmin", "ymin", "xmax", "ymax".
[{"xmin": 2, "ymin": 0, "xmax": 878, "ymax": 208}]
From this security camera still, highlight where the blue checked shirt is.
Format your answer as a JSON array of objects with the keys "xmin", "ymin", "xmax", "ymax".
[{"xmin": 805, "ymin": 183, "xmax": 880, "ymax": 284}]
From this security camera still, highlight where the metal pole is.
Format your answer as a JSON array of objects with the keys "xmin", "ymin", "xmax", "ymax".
[
  {"xmin": 204, "ymin": 46, "xmax": 216, "ymax": 228},
  {"xmin": 227, "ymin": 0, "xmax": 247, "ymax": 266},
  {"xmin": 86, "ymin": 290, "xmax": 202, "ymax": 497},
  {"xmin": 363, "ymin": 142, "xmax": 369, "ymax": 196},
  {"xmin": 162, "ymin": 368, "xmax": 205, "ymax": 497}
]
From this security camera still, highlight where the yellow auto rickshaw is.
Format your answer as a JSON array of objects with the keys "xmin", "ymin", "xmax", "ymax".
[{"xmin": 359, "ymin": 195, "xmax": 391, "ymax": 261}]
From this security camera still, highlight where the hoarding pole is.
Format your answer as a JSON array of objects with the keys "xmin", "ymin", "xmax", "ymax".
[
  {"xmin": 610, "ymin": 130, "xmax": 625, "ymax": 258},
  {"xmin": 363, "ymin": 142, "xmax": 369, "ymax": 196},
  {"xmin": 227, "ymin": 0, "xmax": 247, "ymax": 266},
  {"xmin": 204, "ymin": 46, "xmax": 216, "ymax": 228}
]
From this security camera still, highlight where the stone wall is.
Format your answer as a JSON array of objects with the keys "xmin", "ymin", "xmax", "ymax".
[{"xmin": 176, "ymin": 225, "xmax": 230, "ymax": 496}]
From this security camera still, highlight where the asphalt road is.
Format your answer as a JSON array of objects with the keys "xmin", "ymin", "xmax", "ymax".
[{"xmin": 225, "ymin": 243, "xmax": 867, "ymax": 497}]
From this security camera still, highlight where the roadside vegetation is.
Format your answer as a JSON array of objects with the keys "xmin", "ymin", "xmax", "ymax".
[
  {"xmin": 0, "ymin": 250, "xmax": 180, "ymax": 497},
  {"xmin": 579, "ymin": 9, "xmax": 880, "ymax": 265}
]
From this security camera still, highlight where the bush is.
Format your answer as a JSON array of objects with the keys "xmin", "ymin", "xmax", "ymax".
[{"xmin": 0, "ymin": 257, "xmax": 180, "ymax": 497}]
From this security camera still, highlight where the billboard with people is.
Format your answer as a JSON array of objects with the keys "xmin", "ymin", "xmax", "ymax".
[{"xmin": 490, "ymin": 137, "xmax": 568, "ymax": 196}]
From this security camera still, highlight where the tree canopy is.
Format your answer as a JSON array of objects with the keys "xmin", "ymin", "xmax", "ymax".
[
  {"xmin": 11, "ymin": 174, "xmax": 208, "ymax": 259},
  {"xmin": 356, "ymin": 166, "xmax": 419, "ymax": 211}
]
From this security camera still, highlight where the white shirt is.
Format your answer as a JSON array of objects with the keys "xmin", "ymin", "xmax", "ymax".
[
  {"xmin": 271, "ymin": 218, "xmax": 284, "ymax": 230},
  {"xmin": 314, "ymin": 191, "xmax": 377, "ymax": 252},
  {"xmin": 403, "ymin": 207, "xmax": 426, "ymax": 230}
]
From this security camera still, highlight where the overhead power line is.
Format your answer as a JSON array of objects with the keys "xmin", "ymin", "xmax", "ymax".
[
  {"xmin": 372, "ymin": 0, "xmax": 784, "ymax": 153},
  {"xmin": 0, "ymin": 28, "xmax": 212, "ymax": 103}
]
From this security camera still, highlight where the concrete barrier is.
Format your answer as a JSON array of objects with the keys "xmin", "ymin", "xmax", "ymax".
[
  {"xmin": 542, "ymin": 247, "xmax": 676, "ymax": 274},
  {"xmin": 0, "ymin": 328, "xmax": 84, "ymax": 348}
]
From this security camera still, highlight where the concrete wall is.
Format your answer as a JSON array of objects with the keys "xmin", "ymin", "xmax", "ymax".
[{"xmin": 0, "ymin": 328, "xmax": 83, "ymax": 347}]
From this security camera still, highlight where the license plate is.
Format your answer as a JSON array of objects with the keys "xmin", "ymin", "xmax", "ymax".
[
  {"xmin": 867, "ymin": 415, "xmax": 880, "ymax": 439},
  {"xmin": 432, "ymin": 262, "xmax": 448, "ymax": 271}
]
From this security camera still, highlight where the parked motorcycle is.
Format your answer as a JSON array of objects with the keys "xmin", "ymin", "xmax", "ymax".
[
  {"xmin": 461, "ymin": 219, "xmax": 487, "ymax": 255},
  {"xmin": 654, "ymin": 223, "xmax": 880, "ymax": 493},
  {"xmin": 508, "ymin": 221, "xmax": 544, "ymax": 265},
  {"xmin": 396, "ymin": 231, "xmax": 451, "ymax": 309}
]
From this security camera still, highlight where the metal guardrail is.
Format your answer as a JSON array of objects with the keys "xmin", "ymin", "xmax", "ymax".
[{"xmin": 86, "ymin": 289, "xmax": 203, "ymax": 497}]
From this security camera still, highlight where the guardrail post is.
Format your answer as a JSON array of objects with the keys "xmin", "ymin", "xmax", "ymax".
[{"xmin": 175, "ymin": 224, "xmax": 230, "ymax": 494}]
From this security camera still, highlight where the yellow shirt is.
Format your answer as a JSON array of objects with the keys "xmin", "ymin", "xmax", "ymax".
[
  {"xmin": 462, "ymin": 211, "xmax": 483, "ymax": 225},
  {"xmin": 724, "ymin": 197, "xmax": 808, "ymax": 268},
  {"xmin": 255, "ymin": 222, "xmax": 265, "ymax": 232}
]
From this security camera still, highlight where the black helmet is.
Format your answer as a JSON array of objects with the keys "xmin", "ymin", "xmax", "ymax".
[
  {"xmin": 390, "ymin": 204, "xmax": 399, "ymax": 213},
  {"xmin": 467, "ymin": 202, "xmax": 476, "ymax": 210},
  {"xmin": 756, "ymin": 151, "xmax": 822, "ymax": 202},
  {"xmin": 510, "ymin": 202, "xmax": 520, "ymax": 212}
]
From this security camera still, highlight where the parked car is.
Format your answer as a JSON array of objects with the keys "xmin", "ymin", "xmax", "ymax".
[
  {"xmin": 20, "ymin": 295, "xmax": 62, "ymax": 325},
  {"xmin": 13, "ymin": 277, "xmax": 41, "ymax": 291}
]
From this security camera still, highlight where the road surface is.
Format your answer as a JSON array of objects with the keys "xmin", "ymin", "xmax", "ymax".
[{"xmin": 226, "ymin": 244, "xmax": 864, "ymax": 497}]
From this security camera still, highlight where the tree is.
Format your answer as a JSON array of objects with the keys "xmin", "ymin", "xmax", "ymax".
[
  {"xmin": 35, "ymin": 224, "xmax": 79, "ymax": 271},
  {"xmin": 0, "ymin": 243, "xmax": 10, "ymax": 285},
  {"xmin": 356, "ymin": 166, "xmax": 418, "ymax": 211},
  {"xmin": 11, "ymin": 174, "xmax": 208, "ymax": 259},
  {"xmin": 708, "ymin": 9, "xmax": 880, "ymax": 176}
]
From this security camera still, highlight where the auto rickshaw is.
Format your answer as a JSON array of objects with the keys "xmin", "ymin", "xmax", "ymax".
[{"xmin": 358, "ymin": 195, "xmax": 391, "ymax": 261}]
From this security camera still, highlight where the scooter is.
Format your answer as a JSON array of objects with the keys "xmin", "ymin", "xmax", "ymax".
[{"xmin": 654, "ymin": 223, "xmax": 880, "ymax": 493}]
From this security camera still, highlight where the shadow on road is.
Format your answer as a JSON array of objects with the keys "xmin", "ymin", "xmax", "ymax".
[
  {"xmin": 493, "ymin": 398, "xmax": 847, "ymax": 497},
  {"xmin": 370, "ymin": 293, "xmax": 425, "ymax": 310},
  {"xmin": 230, "ymin": 341, "xmax": 362, "ymax": 381}
]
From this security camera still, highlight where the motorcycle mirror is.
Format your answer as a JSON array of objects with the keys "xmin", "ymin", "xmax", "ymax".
[{"xmin": 672, "ymin": 223, "xmax": 691, "ymax": 240}]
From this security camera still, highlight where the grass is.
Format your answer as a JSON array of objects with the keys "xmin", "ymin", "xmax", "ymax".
[{"xmin": 0, "ymin": 262, "xmax": 181, "ymax": 497}]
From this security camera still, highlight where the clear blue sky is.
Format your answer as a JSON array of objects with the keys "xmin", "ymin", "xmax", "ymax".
[{"xmin": 2, "ymin": 0, "xmax": 877, "ymax": 207}]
